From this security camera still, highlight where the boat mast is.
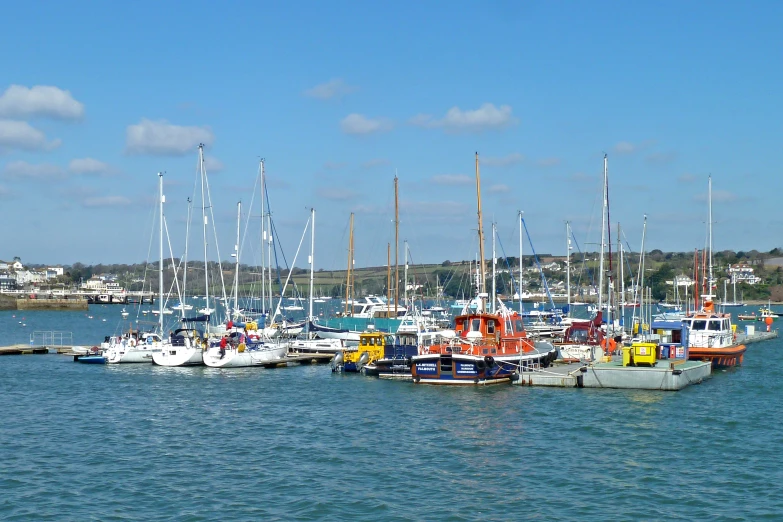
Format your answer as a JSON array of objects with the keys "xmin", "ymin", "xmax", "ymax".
[
  {"xmin": 233, "ymin": 201, "xmax": 241, "ymax": 319},
  {"xmin": 158, "ymin": 172, "xmax": 164, "ymax": 334},
  {"xmin": 386, "ymin": 243, "xmax": 391, "ymax": 317},
  {"xmin": 308, "ymin": 207, "xmax": 315, "ymax": 334},
  {"xmin": 632, "ymin": 215, "xmax": 647, "ymax": 332},
  {"xmin": 199, "ymin": 144, "xmax": 210, "ymax": 330},
  {"xmin": 259, "ymin": 159, "xmax": 266, "ymax": 321},
  {"xmin": 181, "ymin": 197, "xmax": 191, "ymax": 320},
  {"xmin": 491, "ymin": 221, "xmax": 497, "ymax": 313},
  {"xmin": 394, "ymin": 175, "xmax": 399, "ymax": 318},
  {"xmin": 475, "ymin": 153, "xmax": 486, "ymax": 305},
  {"xmin": 403, "ymin": 240, "xmax": 409, "ymax": 306},
  {"xmin": 267, "ymin": 210, "xmax": 273, "ymax": 319},
  {"xmin": 519, "ymin": 210, "xmax": 523, "ymax": 315},
  {"xmin": 707, "ymin": 175, "xmax": 714, "ymax": 301},
  {"xmin": 619, "ymin": 225, "xmax": 625, "ymax": 328},
  {"xmin": 566, "ymin": 221, "xmax": 571, "ymax": 318},
  {"xmin": 344, "ymin": 213, "xmax": 354, "ymax": 316},
  {"xmin": 598, "ymin": 154, "xmax": 607, "ymax": 315}
]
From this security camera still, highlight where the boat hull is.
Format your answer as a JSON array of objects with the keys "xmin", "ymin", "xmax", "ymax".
[
  {"xmin": 203, "ymin": 343, "xmax": 286, "ymax": 368},
  {"xmin": 411, "ymin": 347, "xmax": 557, "ymax": 385},
  {"xmin": 105, "ymin": 346, "xmax": 155, "ymax": 364},
  {"xmin": 687, "ymin": 344, "xmax": 746, "ymax": 368},
  {"xmin": 152, "ymin": 346, "xmax": 203, "ymax": 366},
  {"xmin": 77, "ymin": 355, "xmax": 106, "ymax": 364}
]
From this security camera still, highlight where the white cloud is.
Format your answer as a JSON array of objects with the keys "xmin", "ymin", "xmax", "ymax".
[
  {"xmin": 613, "ymin": 141, "xmax": 637, "ymax": 154},
  {"xmin": 537, "ymin": 157, "xmax": 560, "ymax": 167},
  {"xmin": 68, "ymin": 158, "xmax": 115, "ymax": 176},
  {"xmin": 2, "ymin": 160, "xmax": 65, "ymax": 180},
  {"xmin": 431, "ymin": 174, "xmax": 472, "ymax": 186},
  {"xmin": 483, "ymin": 153, "xmax": 524, "ymax": 167},
  {"xmin": 0, "ymin": 85, "xmax": 84, "ymax": 120},
  {"xmin": 0, "ymin": 184, "xmax": 11, "ymax": 198},
  {"xmin": 304, "ymin": 78, "xmax": 356, "ymax": 100},
  {"xmin": 678, "ymin": 173, "xmax": 697, "ymax": 183},
  {"xmin": 323, "ymin": 161, "xmax": 347, "ymax": 170},
  {"xmin": 410, "ymin": 103, "xmax": 518, "ymax": 132},
  {"xmin": 0, "ymin": 120, "xmax": 61, "ymax": 152},
  {"xmin": 487, "ymin": 184, "xmax": 511, "ymax": 194},
  {"xmin": 694, "ymin": 190, "xmax": 738, "ymax": 203},
  {"xmin": 318, "ymin": 187, "xmax": 359, "ymax": 201},
  {"xmin": 645, "ymin": 151, "xmax": 678, "ymax": 164},
  {"xmin": 125, "ymin": 119, "xmax": 214, "ymax": 156},
  {"xmin": 204, "ymin": 155, "xmax": 224, "ymax": 172},
  {"xmin": 401, "ymin": 200, "xmax": 469, "ymax": 217},
  {"xmin": 340, "ymin": 114, "xmax": 392, "ymax": 135},
  {"xmin": 362, "ymin": 158, "xmax": 390, "ymax": 169},
  {"xmin": 82, "ymin": 196, "xmax": 133, "ymax": 208}
]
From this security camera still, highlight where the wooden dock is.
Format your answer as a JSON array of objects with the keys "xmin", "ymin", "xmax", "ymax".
[
  {"xmin": 0, "ymin": 344, "xmax": 50, "ymax": 355},
  {"xmin": 736, "ymin": 329, "xmax": 779, "ymax": 345}
]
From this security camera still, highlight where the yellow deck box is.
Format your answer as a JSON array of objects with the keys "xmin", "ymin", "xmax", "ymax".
[{"xmin": 628, "ymin": 342, "xmax": 657, "ymax": 366}]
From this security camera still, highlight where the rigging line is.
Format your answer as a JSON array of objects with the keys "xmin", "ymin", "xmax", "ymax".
[
  {"xmin": 495, "ymin": 230, "xmax": 526, "ymax": 315},
  {"xmin": 521, "ymin": 217, "xmax": 557, "ymax": 312}
]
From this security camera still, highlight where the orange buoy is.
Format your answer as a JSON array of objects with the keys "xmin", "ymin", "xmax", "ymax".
[{"xmin": 765, "ymin": 316, "xmax": 773, "ymax": 332}]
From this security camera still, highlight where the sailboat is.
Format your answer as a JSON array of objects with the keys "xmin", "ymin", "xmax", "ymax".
[
  {"xmin": 105, "ymin": 173, "xmax": 166, "ymax": 364},
  {"xmin": 152, "ymin": 146, "xmax": 216, "ymax": 367},
  {"xmin": 410, "ymin": 153, "xmax": 556, "ymax": 385},
  {"xmin": 721, "ymin": 278, "xmax": 745, "ymax": 307},
  {"xmin": 203, "ymin": 200, "xmax": 287, "ymax": 368},
  {"xmin": 685, "ymin": 176, "xmax": 746, "ymax": 367}
]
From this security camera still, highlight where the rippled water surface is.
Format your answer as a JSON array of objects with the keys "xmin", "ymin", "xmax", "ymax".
[{"xmin": 2, "ymin": 308, "xmax": 783, "ymax": 520}]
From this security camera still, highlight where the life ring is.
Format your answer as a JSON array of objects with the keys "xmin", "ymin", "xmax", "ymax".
[{"xmin": 129, "ymin": 338, "xmax": 137, "ymax": 347}]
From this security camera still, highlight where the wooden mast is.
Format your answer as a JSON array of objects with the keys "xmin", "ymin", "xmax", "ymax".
[
  {"xmin": 344, "ymin": 213, "xmax": 354, "ymax": 316},
  {"xmin": 475, "ymin": 152, "xmax": 486, "ymax": 301},
  {"xmin": 394, "ymin": 175, "xmax": 399, "ymax": 318}
]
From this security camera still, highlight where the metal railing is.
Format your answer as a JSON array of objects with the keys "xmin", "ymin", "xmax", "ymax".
[{"xmin": 30, "ymin": 331, "xmax": 73, "ymax": 347}]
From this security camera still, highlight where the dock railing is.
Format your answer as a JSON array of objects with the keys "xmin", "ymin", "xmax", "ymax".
[{"xmin": 30, "ymin": 331, "xmax": 73, "ymax": 347}]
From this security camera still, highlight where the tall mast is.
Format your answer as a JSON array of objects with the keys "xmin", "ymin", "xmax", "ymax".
[
  {"xmin": 491, "ymin": 222, "xmax": 497, "ymax": 313},
  {"xmin": 199, "ymin": 144, "xmax": 210, "ymax": 327},
  {"xmin": 181, "ymin": 197, "xmax": 191, "ymax": 320},
  {"xmin": 308, "ymin": 207, "xmax": 315, "ymax": 334},
  {"xmin": 403, "ymin": 240, "xmax": 409, "ymax": 306},
  {"xmin": 707, "ymin": 175, "xmax": 714, "ymax": 301},
  {"xmin": 233, "ymin": 200, "xmax": 241, "ymax": 319},
  {"xmin": 475, "ymin": 153, "xmax": 486, "ymax": 301},
  {"xmin": 386, "ymin": 243, "xmax": 391, "ymax": 317},
  {"xmin": 566, "ymin": 221, "xmax": 571, "ymax": 318},
  {"xmin": 619, "ymin": 226, "xmax": 625, "ymax": 327},
  {"xmin": 267, "ymin": 211, "xmax": 273, "ymax": 317},
  {"xmin": 394, "ymin": 175, "xmax": 399, "ymax": 317},
  {"xmin": 259, "ymin": 159, "xmax": 266, "ymax": 320},
  {"xmin": 519, "ymin": 210, "xmax": 523, "ymax": 315},
  {"xmin": 158, "ymin": 172, "xmax": 164, "ymax": 334},
  {"xmin": 632, "ymin": 215, "xmax": 647, "ymax": 331},
  {"xmin": 344, "ymin": 213, "xmax": 354, "ymax": 316},
  {"xmin": 598, "ymin": 154, "xmax": 607, "ymax": 313}
]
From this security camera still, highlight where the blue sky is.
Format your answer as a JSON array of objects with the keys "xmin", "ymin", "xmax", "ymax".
[{"xmin": 1, "ymin": 1, "xmax": 781, "ymax": 270}]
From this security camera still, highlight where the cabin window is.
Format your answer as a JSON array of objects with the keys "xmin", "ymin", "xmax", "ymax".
[
  {"xmin": 361, "ymin": 337, "xmax": 368, "ymax": 346},
  {"xmin": 723, "ymin": 320, "xmax": 730, "ymax": 330},
  {"xmin": 459, "ymin": 318, "xmax": 467, "ymax": 331},
  {"xmin": 514, "ymin": 319, "xmax": 524, "ymax": 333},
  {"xmin": 487, "ymin": 321, "xmax": 496, "ymax": 334},
  {"xmin": 472, "ymin": 318, "xmax": 481, "ymax": 332},
  {"xmin": 571, "ymin": 329, "xmax": 588, "ymax": 343},
  {"xmin": 692, "ymin": 320, "xmax": 707, "ymax": 331},
  {"xmin": 708, "ymin": 320, "xmax": 721, "ymax": 331}
]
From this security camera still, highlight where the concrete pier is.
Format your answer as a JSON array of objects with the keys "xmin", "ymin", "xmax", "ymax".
[{"xmin": 514, "ymin": 358, "xmax": 712, "ymax": 391}]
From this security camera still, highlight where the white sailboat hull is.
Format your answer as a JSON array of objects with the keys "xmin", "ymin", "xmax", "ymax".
[
  {"xmin": 152, "ymin": 345, "xmax": 203, "ymax": 366},
  {"xmin": 105, "ymin": 346, "xmax": 155, "ymax": 364},
  {"xmin": 203, "ymin": 344, "xmax": 286, "ymax": 368}
]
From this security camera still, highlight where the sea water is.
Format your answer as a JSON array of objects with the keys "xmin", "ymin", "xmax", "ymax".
[{"xmin": 1, "ymin": 307, "xmax": 783, "ymax": 520}]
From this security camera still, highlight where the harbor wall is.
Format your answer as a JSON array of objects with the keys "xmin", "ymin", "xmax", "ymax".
[{"xmin": 16, "ymin": 298, "xmax": 89, "ymax": 311}]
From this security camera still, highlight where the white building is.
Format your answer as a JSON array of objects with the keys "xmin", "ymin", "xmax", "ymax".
[
  {"xmin": 81, "ymin": 275, "xmax": 126, "ymax": 294},
  {"xmin": 46, "ymin": 267, "xmax": 64, "ymax": 279},
  {"xmin": 727, "ymin": 264, "xmax": 761, "ymax": 285},
  {"xmin": 16, "ymin": 270, "xmax": 46, "ymax": 285}
]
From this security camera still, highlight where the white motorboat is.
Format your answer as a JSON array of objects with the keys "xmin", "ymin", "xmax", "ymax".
[
  {"xmin": 203, "ymin": 338, "xmax": 286, "ymax": 368},
  {"xmin": 104, "ymin": 332, "xmax": 162, "ymax": 364}
]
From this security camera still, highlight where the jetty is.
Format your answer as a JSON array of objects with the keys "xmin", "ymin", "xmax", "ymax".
[{"xmin": 513, "ymin": 358, "xmax": 712, "ymax": 391}]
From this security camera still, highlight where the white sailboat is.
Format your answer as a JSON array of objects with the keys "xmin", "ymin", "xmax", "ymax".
[
  {"xmin": 153, "ymin": 146, "xmax": 215, "ymax": 367},
  {"xmin": 106, "ymin": 173, "xmax": 166, "ymax": 364}
]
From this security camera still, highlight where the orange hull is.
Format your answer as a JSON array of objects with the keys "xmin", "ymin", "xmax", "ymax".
[{"xmin": 687, "ymin": 344, "xmax": 746, "ymax": 367}]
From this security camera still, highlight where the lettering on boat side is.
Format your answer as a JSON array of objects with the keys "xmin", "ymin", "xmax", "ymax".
[
  {"xmin": 455, "ymin": 363, "xmax": 477, "ymax": 375},
  {"xmin": 416, "ymin": 363, "xmax": 438, "ymax": 375}
]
